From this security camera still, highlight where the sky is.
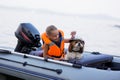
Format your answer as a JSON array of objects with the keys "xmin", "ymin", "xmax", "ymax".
[{"xmin": 0, "ymin": 0, "xmax": 120, "ymax": 18}]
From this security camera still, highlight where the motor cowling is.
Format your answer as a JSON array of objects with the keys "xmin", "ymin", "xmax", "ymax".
[{"xmin": 15, "ymin": 23, "xmax": 41, "ymax": 53}]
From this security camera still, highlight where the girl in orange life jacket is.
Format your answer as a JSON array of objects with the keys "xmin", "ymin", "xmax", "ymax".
[{"xmin": 41, "ymin": 25, "xmax": 76, "ymax": 60}]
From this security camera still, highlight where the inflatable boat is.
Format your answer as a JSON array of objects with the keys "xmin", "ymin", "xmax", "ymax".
[
  {"xmin": 0, "ymin": 49, "xmax": 120, "ymax": 80},
  {"xmin": 0, "ymin": 23, "xmax": 120, "ymax": 80}
]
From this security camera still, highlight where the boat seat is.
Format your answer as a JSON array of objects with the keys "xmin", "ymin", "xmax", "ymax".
[{"xmin": 69, "ymin": 52, "xmax": 113, "ymax": 69}]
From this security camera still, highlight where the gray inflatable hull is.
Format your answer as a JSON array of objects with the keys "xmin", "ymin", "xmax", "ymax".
[{"xmin": 0, "ymin": 51, "xmax": 120, "ymax": 80}]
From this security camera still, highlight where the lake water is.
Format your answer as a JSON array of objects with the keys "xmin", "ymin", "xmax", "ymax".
[{"xmin": 0, "ymin": 7, "xmax": 120, "ymax": 56}]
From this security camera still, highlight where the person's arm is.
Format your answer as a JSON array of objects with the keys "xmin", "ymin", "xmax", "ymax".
[
  {"xmin": 43, "ymin": 43, "xmax": 49, "ymax": 59},
  {"xmin": 64, "ymin": 31, "xmax": 76, "ymax": 43},
  {"xmin": 43, "ymin": 44, "xmax": 61, "ymax": 60},
  {"xmin": 64, "ymin": 39, "xmax": 71, "ymax": 43}
]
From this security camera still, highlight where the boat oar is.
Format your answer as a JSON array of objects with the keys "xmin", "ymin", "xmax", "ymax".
[
  {"xmin": 0, "ymin": 56, "xmax": 62, "ymax": 74},
  {"xmin": 23, "ymin": 62, "xmax": 62, "ymax": 74},
  {"xmin": 0, "ymin": 49, "xmax": 62, "ymax": 74},
  {"xmin": 0, "ymin": 49, "xmax": 82, "ymax": 69}
]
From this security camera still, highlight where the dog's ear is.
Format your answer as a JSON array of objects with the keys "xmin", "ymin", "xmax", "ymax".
[
  {"xmin": 68, "ymin": 42, "xmax": 73, "ymax": 52},
  {"xmin": 79, "ymin": 47, "xmax": 84, "ymax": 53},
  {"xmin": 79, "ymin": 39, "xmax": 85, "ymax": 45},
  {"xmin": 79, "ymin": 40, "xmax": 85, "ymax": 53},
  {"xmin": 82, "ymin": 40, "xmax": 85, "ymax": 45}
]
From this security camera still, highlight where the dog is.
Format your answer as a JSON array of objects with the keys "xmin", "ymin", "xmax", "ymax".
[{"xmin": 65, "ymin": 39, "xmax": 85, "ymax": 60}]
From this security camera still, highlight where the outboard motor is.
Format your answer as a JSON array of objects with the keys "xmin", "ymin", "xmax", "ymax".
[{"xmin": 15, "ymin": 23, "xmax": 41, "ymax": 54}]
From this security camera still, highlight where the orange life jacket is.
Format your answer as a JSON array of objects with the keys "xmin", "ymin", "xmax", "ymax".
[{"xmin": 41, "ymin": 30, "xmax": 65, "ymax": 58}]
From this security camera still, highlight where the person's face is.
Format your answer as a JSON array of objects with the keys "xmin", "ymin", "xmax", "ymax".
[{"xmin": 48, "ymin": 30, "xmax": 59, "ymax": 42}]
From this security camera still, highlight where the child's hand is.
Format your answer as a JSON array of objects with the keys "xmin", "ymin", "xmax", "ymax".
[{"xmin": 70, "ymin": 31, "xmax": 76, "ymax": 39}]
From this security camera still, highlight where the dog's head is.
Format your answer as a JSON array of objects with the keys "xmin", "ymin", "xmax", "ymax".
[{"xmin": 68, "ymin": 39, "xmax": 85, "ymax": 53}]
